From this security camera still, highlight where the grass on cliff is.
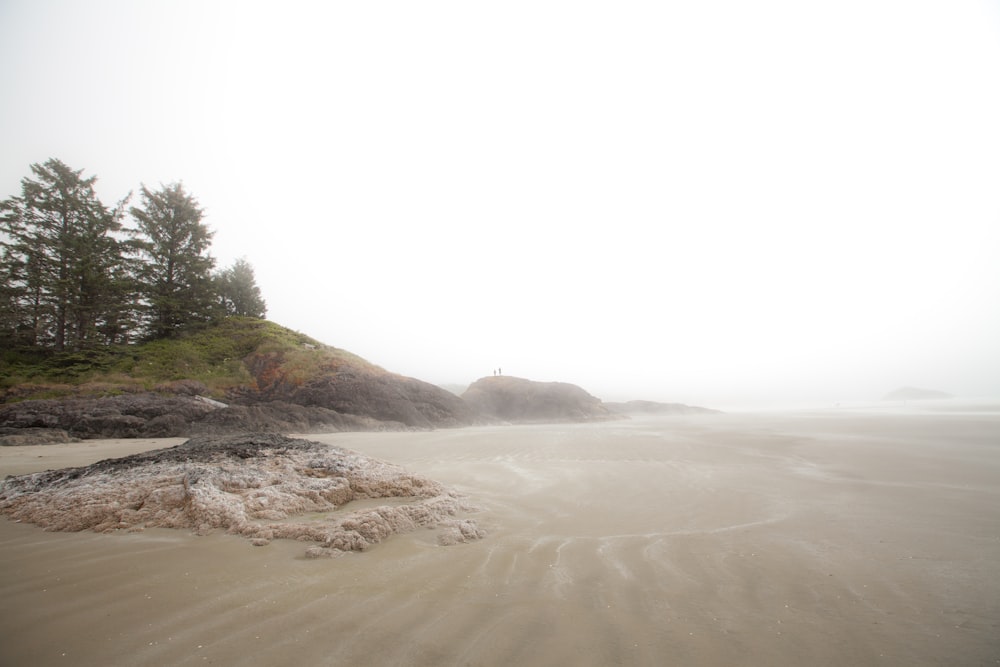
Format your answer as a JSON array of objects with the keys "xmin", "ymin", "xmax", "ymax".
[{"xmin": 0, "ymin": 318, "xmax": 379, "ymax": 402}]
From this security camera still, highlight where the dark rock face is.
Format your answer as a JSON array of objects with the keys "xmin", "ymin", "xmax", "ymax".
[
  {"xmin": 286, "ymin": 373, "xmax": 478, "ymax": 429},
  {"xmin": 0, "ymin": 394, "xmax": 219, "ymax": 438},
  {"xmin": 233, "ymin": 353, "xmax": 479, "ymax": 429},
  {"xmin": 462, "ymin": 376, "xmax": 618, "ymax": 423},
  {"xmin": 0, "ymin": 393, "xmax": 405, "ymax": 440},
  {"xmin": 0, "ymin": 427, "xmax": 79, "ymax": 446},
  {"xmin": 604, "ymin": 400, "xmax": 721, "ymax": 415}
]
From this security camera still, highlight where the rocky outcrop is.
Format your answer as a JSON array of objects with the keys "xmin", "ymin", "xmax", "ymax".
[
  {"xmin": 0, "ymin": 427, "xmax": 79, "ymax": 446},
  {"xmin": 0, "ymin": 393, "xmax": 405, "ymax": 439},
  {"xmin": 0, "ymin": 393, "xmax": 220, "ymax": 438},
  {"xmin": 604, "ymin": 400, "xmax": 721, "ymax": 415},
  {"xmin": 0, "ymin": 319, "xmax": 480, "ymax": 440},
  {"xmin": 882, "ymin": 387, "xmax": 953, "ymax": 401},
  {"xmin": 193, "ymin": 401, "xmax": 399, "ymax": 434},
  {"xmin": 271, "ymin": 372, "xmax": 478, "ymax": 429},
  {"xmin": 462, "ymin": 376, "xmax": 618, "ymax": 423},
  {"xmin": 0, "ymin": 433, "xmax": 483, "ymax": 556},
  {"xmin": 232, "ymin": 352, "xmax": 479, "ymax": 429}
]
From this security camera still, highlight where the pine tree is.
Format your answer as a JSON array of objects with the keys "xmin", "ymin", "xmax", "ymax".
[
  {"xmin": 0, "ymin": 159, "xmax": 128, "ymax": 350},
  {"xmin": 216, "ymin": 257, "xmax": 267, "ymax": 318},
  {"xmin": 130, "ymin": 183, "xmax": 216, "ymax": 339}
]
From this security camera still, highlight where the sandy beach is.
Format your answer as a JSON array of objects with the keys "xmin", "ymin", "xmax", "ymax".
[{"xmin": 1, "ymin": 408, "xmax": 998, "ymax": 666}]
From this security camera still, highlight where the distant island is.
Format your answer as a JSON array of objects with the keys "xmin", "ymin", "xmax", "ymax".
[{"xmin": 882, "ymin": 387, "xmax": 954, "ymax": 401}]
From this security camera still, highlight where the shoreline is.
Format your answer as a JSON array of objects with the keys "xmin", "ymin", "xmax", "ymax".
[{"xmin": 2, "ymin": 411, "xmax": 998, "ymax": 666}]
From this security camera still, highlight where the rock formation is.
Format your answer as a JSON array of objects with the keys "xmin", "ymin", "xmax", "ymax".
[
  {"xmin": 0, "ymin": 433, "xmax": 483, "ymax": 557},
  {"xmin": 0, "ymin": 319, "xmax": 480, "ymax": 440},
  {"xmin": 0, "ymin": 427, "xmax": 79, "ymax": 446},
  {"xmin": 0, "ymin": 393, "xmax": 394, "ymax": 440},
  {"xmin": 462, "ymin": 376, "xmax": 618, "ymax": 423},
  {"xmin": 225, "ymin": 344, "xmax": 479, "ymax": 430}
]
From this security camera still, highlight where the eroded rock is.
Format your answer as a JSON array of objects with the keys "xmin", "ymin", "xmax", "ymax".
[
  {"xmin": 0, "ymin": 427, "xmax": 79, "ymax": 446},
  {"xmin": 0, "ymin": 394, "xmax": 410, "ymax": 440},
  {"xmin": 0, "ymin": 433, "xmax": 482, "ymax": 555}
]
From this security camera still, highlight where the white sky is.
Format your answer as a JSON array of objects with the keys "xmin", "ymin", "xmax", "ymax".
[{"xmin": 2, "ymin": 1, "xmax": 999, "ymax": 408}]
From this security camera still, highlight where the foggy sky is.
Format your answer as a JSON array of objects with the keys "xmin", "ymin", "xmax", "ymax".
[{"xmin": 2, "ymin": 1, "xmax": 999, "ymax": 408}]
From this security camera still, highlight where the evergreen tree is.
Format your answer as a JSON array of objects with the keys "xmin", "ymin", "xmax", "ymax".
[
  {"xmin": 0, "ymin": 245, "xmax": 28, "ymax": 346},
  {"xmin": 130, "ymin": 183, "xmax": 216, "ymax": 339},
  {"xmin": 216, "ymin": 257, "xmax": 267, "ymax": 318},
  {"xmin": 0, "ymin": 159, "xmax": 128, "ymax": 350}
]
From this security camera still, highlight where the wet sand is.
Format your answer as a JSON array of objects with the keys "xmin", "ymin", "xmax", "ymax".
[{"xmin": 1, "ymin": 409, "xmax": 998, "ymax": 665}]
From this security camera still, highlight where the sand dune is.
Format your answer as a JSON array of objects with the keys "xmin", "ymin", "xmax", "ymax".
[{"xmin": 1, "ymin": 408, "xmax": 998, "ymax": 665}]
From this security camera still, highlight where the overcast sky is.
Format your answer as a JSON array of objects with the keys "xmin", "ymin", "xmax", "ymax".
[{"xmin": 2, "ymin": 1, "xmax": 999, "ymax": 408}]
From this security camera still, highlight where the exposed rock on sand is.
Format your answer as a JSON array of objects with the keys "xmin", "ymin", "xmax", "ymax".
[
  {"xmin": 462, "ymin": 376, "xmax": 619, "ymax": 423},
  {"xmin": 0, "ymin": 433, "xmax": 482, "ymax": 556},
  {"xmin": 604, "ymin": 400, "xmax": 721, "ymax": 415}
]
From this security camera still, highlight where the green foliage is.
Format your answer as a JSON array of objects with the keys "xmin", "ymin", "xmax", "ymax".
[
  {"xmin": 216, "ymin": 257, "xmax": 267, "ymax": 318},
  {"xmin": 112, "ymin": 318, "xmax": 285, "ymax": 390},
  {"xmin": 0, "ymin": 346, "xmax": 123, "ymax": 397},
  {"xmin": 0, "ymin": 319, "xmax": 252, "ymax": 396},
  {"xmin": 0, "ymin": 317, "xmax": 381, "ymax": 402},
  {"xmin": 0, "ymin": 160, "xmax": 318, "ymax": 401},
  {"xmin": 1, "ymin": 160, "xmax": 272, "ymax": 354},
  {"xmin": 129, "ymin": 183, "xmax": 217, "ymax": 339},
  {"xmin": 0, "ymin": 158, "xmax": 132, "ymax": 350}
]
